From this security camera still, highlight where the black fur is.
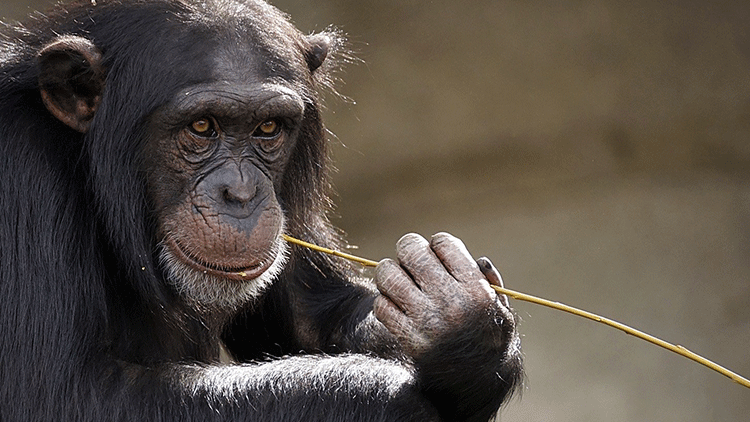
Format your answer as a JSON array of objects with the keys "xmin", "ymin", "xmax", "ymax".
[{"xmin": 0, "ymin": 1, "xmax": 522, "ymax": 420}]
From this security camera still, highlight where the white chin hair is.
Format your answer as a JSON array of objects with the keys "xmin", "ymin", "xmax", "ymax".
[{"xmin": 158, "ymin": 227, "xmax": 289, "ymax": 311}]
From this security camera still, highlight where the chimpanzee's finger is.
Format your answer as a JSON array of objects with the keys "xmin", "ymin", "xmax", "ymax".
[
  {"xmin": 374, "ymin": 258, "xmax": 423, "ymax": 314},
  {"xmin": 477, "ymin": 256, "xmax": 510, "ymax": 308},
  {"xmin": 429, "ymin": 232, "xmax": 487, "ymax": 285},
  {"xmin": 394, "ymin": 233, "xmax": 457, "ymax": 293},
  {"xmin": 373, "ymin": 294, "xmax": 413, "ymax": 336}
]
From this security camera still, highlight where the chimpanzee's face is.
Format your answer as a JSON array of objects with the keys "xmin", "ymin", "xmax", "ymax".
[{"xmin": 142, "ymin": 25, "xmax": 317, "ymax": 309}]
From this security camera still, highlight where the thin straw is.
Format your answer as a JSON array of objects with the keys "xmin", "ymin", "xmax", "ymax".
[
  {"xmin": 282, "ymin": 234, "xmax": 379, "ymax": 267},
  {"xmin": 490, "ymin": 284, "xmax": 750, "ymax": 389}
]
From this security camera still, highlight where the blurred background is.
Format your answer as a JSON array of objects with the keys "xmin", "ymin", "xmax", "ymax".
[{"xmin": 3, "ymin": 0, "xmax": 749, "ymax": 420}]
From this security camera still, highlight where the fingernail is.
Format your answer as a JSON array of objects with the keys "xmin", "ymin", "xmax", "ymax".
[{"xmin": 477, "ymin": 257, "xmax": 493, "ymax": 272}]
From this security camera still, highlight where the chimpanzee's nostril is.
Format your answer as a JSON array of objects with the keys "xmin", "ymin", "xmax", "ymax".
[{"xmin": 222, "ymin": 184, "xmax": 255, "ymax": 207}]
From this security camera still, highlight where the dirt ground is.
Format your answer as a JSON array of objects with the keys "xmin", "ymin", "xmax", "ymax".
[{"xmin": 4, "ymin": 1, "xmax": 749, "ymax": 420}]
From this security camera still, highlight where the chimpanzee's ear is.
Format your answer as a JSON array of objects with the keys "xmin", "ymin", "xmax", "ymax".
[
  {"xmin": 38, "ymin": 35, "xmax": 105, "ymax": 133},
  {"xmin": 304, "ymin": 33, "xmax": 331, "ymax": 73}
]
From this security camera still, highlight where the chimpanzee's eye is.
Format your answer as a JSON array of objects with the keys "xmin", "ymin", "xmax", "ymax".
[
  {"xmin": 181, "ymin": 117, "xmax": 219, "ymax": 157},
  {"xmin": 189, "ymin": 118, "xmax": 218, "ymax": 138},
  {"xmin": 252, "ymin": 119, "xmax": 281, "ymax": 138}
]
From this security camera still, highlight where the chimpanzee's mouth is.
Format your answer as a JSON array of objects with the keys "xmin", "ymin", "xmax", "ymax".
[{"xmin": 168, "ymin": 238, "xmax": 270, "ymax": 281}]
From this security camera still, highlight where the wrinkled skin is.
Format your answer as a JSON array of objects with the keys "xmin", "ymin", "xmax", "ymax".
[{"xmin": 376, "ymin": 233, "xmax": 516, "ymax": 361}]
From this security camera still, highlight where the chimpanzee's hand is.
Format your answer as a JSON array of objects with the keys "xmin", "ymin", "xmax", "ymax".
[
  {"xmin": 373, "ymin": 233, "xmax": 522, "ymax": 421},
  {"xmin": 373, "ymin": 232, "xmax": 515, "ymax": 359}
]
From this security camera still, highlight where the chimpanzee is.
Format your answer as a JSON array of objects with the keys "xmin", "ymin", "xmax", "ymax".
[{"xmin": 0, "ymin": 0, "xmax": 522, "ymax": 421}]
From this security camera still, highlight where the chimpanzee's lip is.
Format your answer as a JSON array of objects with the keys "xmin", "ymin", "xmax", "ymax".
[{"xmin": 167, "ymin": 238, "xmax": 270, "ymax": 281}]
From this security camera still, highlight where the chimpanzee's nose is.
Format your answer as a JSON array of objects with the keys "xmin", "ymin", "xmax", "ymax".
[{"xmin": 203, "ymin": 162, "xmax": 263, "ymax": 217}]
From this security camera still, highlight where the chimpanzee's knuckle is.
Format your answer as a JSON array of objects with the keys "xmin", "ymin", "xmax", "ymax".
[
  {"xmin": 395, "ymin": 233, "xmax": 432, "ymax": 263},
  {"xmin": 375, "ymin": 258, "xmax": 400, "ymax": 283},
  {"xmin": 429, "ymin": 232, "xmax": 463, "ymax": 251},
  {"xmin": 372, "ymin": 295, "xmax": 393, "ymax": 319}
]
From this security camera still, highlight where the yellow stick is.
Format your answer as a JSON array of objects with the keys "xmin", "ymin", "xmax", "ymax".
[
  {"xmin": 490, "ymin": 284, "xmax": 750, "ymax": 389},
  {"xmin": 282, "ymin": 234, "xmax": 379, "ymax": 267},
  {"xmin": 282, "ymin": 234, "xmax": 750, "ymax": 390}
]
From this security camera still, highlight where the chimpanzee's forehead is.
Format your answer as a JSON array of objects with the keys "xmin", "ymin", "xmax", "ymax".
[
  {"xmin": 212, "ymin": 32, "xmax": 307, "ymax": 86},
  {"xmin": 86, "ymin": 0, "xmax": 313, "ymax": 120},
  {"xmin": 188, "ymin": 2, "xmax": 310, "ymax": 87}
]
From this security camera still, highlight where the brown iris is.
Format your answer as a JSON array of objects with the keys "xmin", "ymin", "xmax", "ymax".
[
  {"xmin": 253, "ymin": 119, "xmax": 281, "ymax": 138},
  {"xmin": 189, "ymin": 118, "xmax": 216, "ymax": 136}
]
